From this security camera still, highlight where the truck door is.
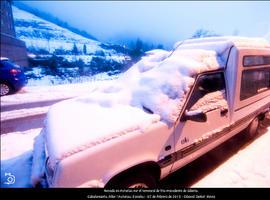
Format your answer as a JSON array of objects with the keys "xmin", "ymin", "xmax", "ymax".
[{"xmin": 171, "ymin": 71, "xmax": 230, "ymax": 172}]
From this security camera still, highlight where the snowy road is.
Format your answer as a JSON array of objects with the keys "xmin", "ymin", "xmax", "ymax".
[
  {"xmin": 1, "ymin": 80, "xmax": 114, "ymax": 108},
  {"xmin": 0, "ymin": 80, "xmax": 115, "ymax": 134}
]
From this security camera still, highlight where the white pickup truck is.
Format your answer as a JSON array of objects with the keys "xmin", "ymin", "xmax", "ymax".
[{"xmin": 33, "ymin": 36, "xmax": 270, "ymax": 188}]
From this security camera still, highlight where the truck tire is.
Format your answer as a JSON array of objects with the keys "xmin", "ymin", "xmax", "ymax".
[
  {"xmin": 245, "ymin": 116, "xmax": 260, "ymax": 140},
  {"xmin": 107, "ymin": 172, "xmax": 157, "ymax": 188}
]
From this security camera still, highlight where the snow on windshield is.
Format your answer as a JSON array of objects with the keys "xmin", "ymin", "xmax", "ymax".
[
  {"xmin": 73, "ymin": 37, "xmax": 270, "ymax": 125},
  {"xmin": 75, "ymin": 47, "xmax": 225, "ymax": 125}
]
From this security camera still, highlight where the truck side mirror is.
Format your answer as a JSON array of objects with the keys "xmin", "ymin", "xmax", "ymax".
[{"xmin": 181, "ymin": 110, "xmax": 207, "ymax": 122}]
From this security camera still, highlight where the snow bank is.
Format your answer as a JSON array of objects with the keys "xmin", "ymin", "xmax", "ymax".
[
  {"xmin": 26, "ymin": 72, "xmax": 119, "ymax": 87},
  {"xmin": 1, "ymin": 151, "xmax": 33, "ymax": 188},
  {"xmin": 31, "ymin": 130, "xmax": 46, "ymax": 187},
  {"xmin": 0, "ymin": 129, "xmax": 41, "ymax": 188}
]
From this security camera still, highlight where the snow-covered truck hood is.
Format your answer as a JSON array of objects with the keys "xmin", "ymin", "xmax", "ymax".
[{"xmin": 45, "ymin": 99, "xmax": 160, "ymax": 166}]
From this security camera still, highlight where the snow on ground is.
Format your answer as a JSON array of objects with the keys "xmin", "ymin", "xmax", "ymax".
[
  {"xmin": 1, "ymin": 106, "xmax": 49, "ymax": 121},
  {"xmin": 193, "ymin": 126, "xmax": 270, "ymax": 187},
  {"xmin": 25, "ymin": 72, "xmax": 119, "ymax": 87},
  {"xmin": 0, "ymin": 128, "xmax": 41, "ymax": 188},
  {"xmin": 12, "ymin": 6, "xmax": 129, "ymax": 63},
  {"xmin": 12, "ymin": 6, "xmax": 101, "ymax": 54},
  {"xmin": 1, "ymin": 129, "xmax": 41, "ymax": 160},
  {"xmin": 1, "ymin": 78, "xmax": 116, "ymax": 107}
]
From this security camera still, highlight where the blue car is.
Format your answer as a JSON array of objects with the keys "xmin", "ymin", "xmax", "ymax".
[{"xmin": 0, "ymin": 57, "xmax": 27, "ymax": 96}]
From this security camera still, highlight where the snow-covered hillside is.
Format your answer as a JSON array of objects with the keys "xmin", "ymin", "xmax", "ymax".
[
  {"xmin": 12, "ymin": 6, "xmax": 130, "ymax": 65},
  {"xmin": 11, "ymin": 5, "xmax": 134, "ymax": 86}
]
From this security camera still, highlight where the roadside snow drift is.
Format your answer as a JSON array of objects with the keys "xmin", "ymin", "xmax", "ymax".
[
  {"xmin": 45, "ymin": 37, "xmax": 270, "ymax": 167},
  {"xmin": 0, "ymin": 129, "xmax": 41, "ymax": 188}
]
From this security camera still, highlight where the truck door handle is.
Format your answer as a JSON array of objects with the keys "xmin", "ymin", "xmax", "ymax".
[{"xmin": 221, "ymin": 109, "xmax": 228, "ymax": 116}]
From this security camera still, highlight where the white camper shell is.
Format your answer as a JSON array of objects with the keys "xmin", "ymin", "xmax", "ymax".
[{"xmin": 36, "ymin": 37, "xmax": 270, "ymax": 188}]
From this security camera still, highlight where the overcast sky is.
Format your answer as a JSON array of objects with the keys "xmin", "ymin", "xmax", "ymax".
[{"xmin": 18, "ymin": 1, "xmax": 270, "ymax": 48}]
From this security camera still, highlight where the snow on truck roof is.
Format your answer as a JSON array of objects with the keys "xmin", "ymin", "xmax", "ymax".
[
  {"xmin": 86, "ymin": 37, "xmax": 270, "ymax": 124},
  {"xmin": 174, "ymin": 36, "xmax": 270, "ymax": 49}
]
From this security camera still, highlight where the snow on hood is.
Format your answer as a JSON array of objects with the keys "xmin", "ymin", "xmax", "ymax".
[
  {"xmin": 46, "ymin": 101, "xmax": 160, "ymax": 166},
  {"xmin": 75, "ymin": 47, "xmax": 225, "ymax": 125}
]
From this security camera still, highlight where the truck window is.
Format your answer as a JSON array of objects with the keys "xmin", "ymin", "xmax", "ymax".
[
  {"xmin": 186, "ymin": 72, "xmax": 228, "ymax": 113},
  {"xmin": 243, "ymin": 55, "xmax": 270, "ymax": 67},
  {"xmin": 240, "ymin": 68, "xmax": 270, "ymax": 100}
]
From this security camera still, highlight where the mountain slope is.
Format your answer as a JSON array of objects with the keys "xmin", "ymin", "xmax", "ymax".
[
  {"xmin": 12, "ymin": 1, "xmax": 97, "ymax": 41},
  {"xmin": 12, "ymin": 6, "xmax": 130, "ymax": 65}
]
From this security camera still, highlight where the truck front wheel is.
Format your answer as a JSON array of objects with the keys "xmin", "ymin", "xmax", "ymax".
[
  {"xmin": 245, "ymin": 116, "xmax": 260, "ymax": 140},
  {"xmin": 106, "ymin": 171, "xmax": 157, "ymax": 188}
]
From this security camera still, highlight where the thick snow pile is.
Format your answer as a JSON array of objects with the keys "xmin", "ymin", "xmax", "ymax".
[
  {"xmin": 44, "ymin": 47, "xmax": 227, "ymax": 166},
  {"xmin": 79, "ymin": 36, "xmax": 270, "ymax": 125},
  {"xmin": 174, "ymin": 36, "xmax": 270, "ymax": 50},
  {"xmin": 72, "ymin": 47, "xmax": 225, "ymax": 126},
  {"xmin": 31, "ymin": 130, "xmax": 46, "ymax": 187},
  {"xmin": 174, "ymin": 36, "xmax": 270, "ymax": 64},
  {"xmin": 46, "ymin": 103, "xmax": 161, "ymax": 168}
]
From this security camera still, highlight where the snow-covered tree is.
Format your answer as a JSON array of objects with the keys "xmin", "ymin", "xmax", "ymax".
[
  {"xmin": 83, "ymin": 44, "xmax": 87, "ymax": 55},
  {"xmin": 72, "ymin": 43, "xmax": 79, "ymax": 55}
]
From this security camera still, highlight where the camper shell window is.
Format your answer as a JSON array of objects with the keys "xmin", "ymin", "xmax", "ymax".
[
  {"xmin": 243, "ymin": 55, "xmax": 270, "ymax": 67},
  {"xmin": 240, "ymin": 68, "xmax": 270, "ymax": 100}
]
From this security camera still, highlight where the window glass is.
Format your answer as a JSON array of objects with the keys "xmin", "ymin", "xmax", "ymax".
[
  {"xmin": 186, "ymin": 73, "xmax": 228, "ymax": 113},
  {"xmin": 243, "ymin": 56, "xmax": 270, "ymax": 67},
  {"xmin": 240, "ymin": 68, "xmax": 270, "ymax": 100}
]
